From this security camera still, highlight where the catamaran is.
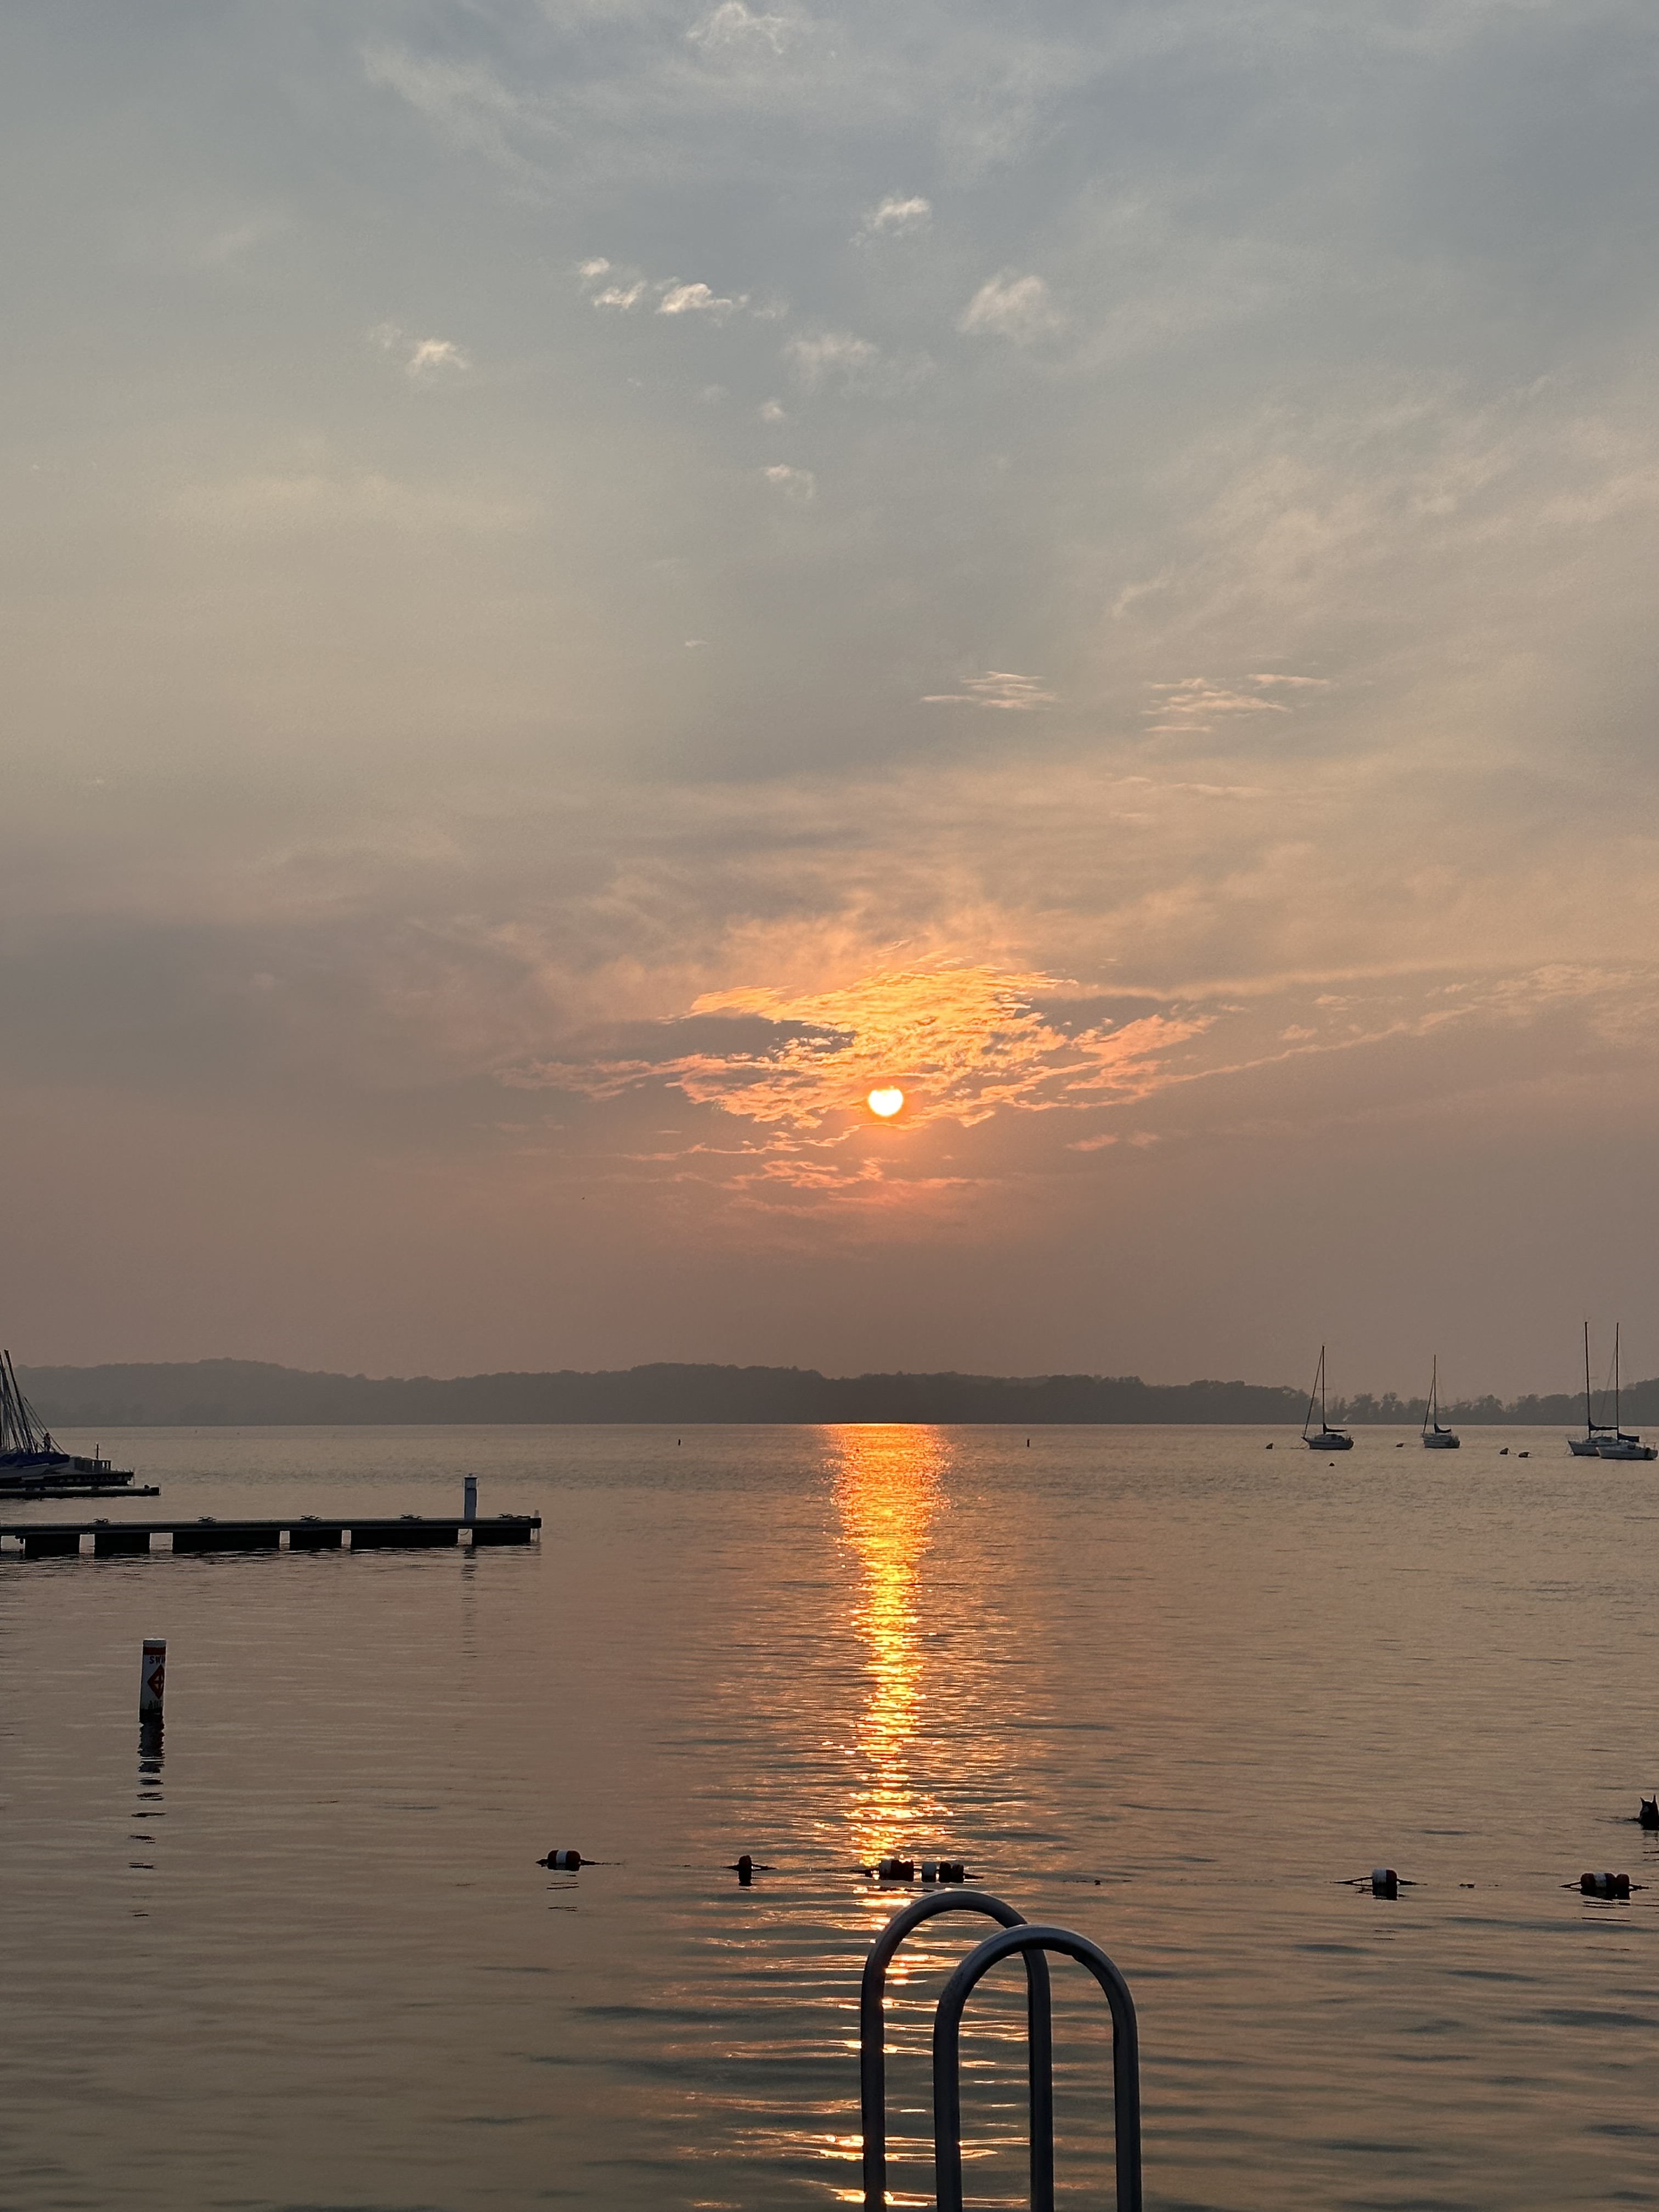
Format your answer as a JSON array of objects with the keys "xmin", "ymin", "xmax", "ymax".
[
  {"xmin": 1421, "ymin": 1356, "xmax": 1459, "ymax": 1448},
  {"xmin": 1567, "ymin": 1321, "xmax": 1613, "ymax": 1458},
  {"xmin": 0, "ymin": 1348, "xmax": 137, "ymax": 1493},
  {"xmin": 1595, "ymin": 1324, "xmax": 1656, "ymax": 1460},
  {"xmin": 1302, "ymin": 1345, "xmax": 1353, "ymax": 1451}
]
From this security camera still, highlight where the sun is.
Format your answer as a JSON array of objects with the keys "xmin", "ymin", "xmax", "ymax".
[{"xmin": 867, "ymin": 1087, "xmax": 906, "ymax": 1119}]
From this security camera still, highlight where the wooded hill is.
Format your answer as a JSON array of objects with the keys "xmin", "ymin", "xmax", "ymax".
[{"xmin": 14, "ymin": 1358, "xmax": 1638, "ymax": 1427}]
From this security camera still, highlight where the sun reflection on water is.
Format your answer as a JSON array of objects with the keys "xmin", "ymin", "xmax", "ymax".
[{"xmin": 831, "ymin": 1424, "xmax": 949, "ymax": 1865}]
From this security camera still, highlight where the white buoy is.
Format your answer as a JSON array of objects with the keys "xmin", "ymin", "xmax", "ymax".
[
  {"xmin": 1372, "ymin": 1866, "xmax": 1398, "ymax": 1898},
  {"xmin": 139, "ymin": 1638, "xmax": 166, "ymax": 1717},
  {"xmin": 462, "ymin": 1475, "xmax": 478, "ymax": 1525}
]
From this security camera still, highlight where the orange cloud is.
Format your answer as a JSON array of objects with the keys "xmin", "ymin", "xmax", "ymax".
[{"xmin": 522, "ymin": 962, "xmax": 1205, "ymax": 1135}]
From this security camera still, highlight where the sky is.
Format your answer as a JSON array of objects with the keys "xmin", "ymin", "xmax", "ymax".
[{"xmin": 3, "ymin": 0, "xmax": 1658, "ymax": 1393}]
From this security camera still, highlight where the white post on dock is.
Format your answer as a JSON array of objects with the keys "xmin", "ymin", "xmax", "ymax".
[
  {"xmin": 462, "ymin": 1475, "xmax": 478, "ymax": 1525},
  {"xmin": 139, "ymin": 1637, "xmax": 166, "ymax": 1717}
]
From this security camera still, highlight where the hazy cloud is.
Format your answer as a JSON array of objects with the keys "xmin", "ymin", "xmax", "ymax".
[
  {"xmin": 959, "ymin": 272, "xmax": 1063, "ymax": 344},
  {"xmin": 762, "ymin": 463, "xmax": 815, "ymax": 502},
  {"xmin": 687, "ymin": 2, "xmax": 791, "ymax": 54},
  {"xmin": 922, "ymin": 672, "xmax": 1058, "ymax": 711},
  {"xmin": 857, "ymin": 195, "xmax": 932, "ymax": 242},
  {"xmin": 659, "ymin": 281, "xmax": 746, "ymax": 318}
]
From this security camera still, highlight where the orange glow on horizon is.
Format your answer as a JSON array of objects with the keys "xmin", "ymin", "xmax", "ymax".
[{"xmin": 866, "ymin": 1086, "xmax": 905, "ymax": 1118}]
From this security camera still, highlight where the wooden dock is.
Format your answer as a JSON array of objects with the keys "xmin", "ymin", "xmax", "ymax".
[{"xmin": 0, "ymin": 1513, "xmax": 540, "ymax": 1558}]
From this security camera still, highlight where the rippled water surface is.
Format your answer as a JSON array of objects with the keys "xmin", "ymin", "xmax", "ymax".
[{"xmin": 3, "ymin": 1424, "xmax": 1658, "ymax": 2210}]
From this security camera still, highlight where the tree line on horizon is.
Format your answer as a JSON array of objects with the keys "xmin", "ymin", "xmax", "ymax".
[{"xmin": 14, "ymin": 1358, "xmax": 1638, "ymax": 1429}]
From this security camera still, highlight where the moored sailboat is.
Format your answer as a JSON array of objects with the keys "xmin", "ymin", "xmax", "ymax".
[
  {"xmin": 1595, "ymin": 1324, "xmax": 1656, "ymax": 1460},
  {"xmin": 1421, "ymin": 1356, "xmax": 1459, "ymax": 1448},
  {"xmin": 1567, "ymin": 1321, "xmax": 1612, "ymax": 1458},
  {"xmin": 0, "ymin": 1349, "xmax": 139, "ymax": 1494},
  {"xmin": 1302, "ymin": 1345, "xmax": 1353, "ymax": 1451}
]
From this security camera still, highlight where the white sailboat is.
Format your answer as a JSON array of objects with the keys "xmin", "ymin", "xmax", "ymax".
[
  {"xmin": 1567, "ymin": 1321, "xmax": 1612, "ymax": 1458},
  {"xmin": 1595, "ymin": 1324, "xmax": 1656, "ymax": 1460},
  {"xmin": 1302, "ymin": 1345, "xmax": 1353, "ymax": 1451},
  {"xmin": 1420, "ymin": 1356, "xmax": 1459, "ymax": 1449}
]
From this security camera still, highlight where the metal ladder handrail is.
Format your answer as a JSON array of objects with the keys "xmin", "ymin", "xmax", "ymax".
[
  {"xmin": 932, "ymin": 1922, "xmax": 1142, "ymax": 2212},
  {"xmin": 860, "ymin": 1891, "xmax": 1054, "ymax": 2210}
]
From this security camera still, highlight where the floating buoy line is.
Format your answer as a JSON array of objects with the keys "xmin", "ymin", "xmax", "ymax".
[{"xmin": 535, "ymin": 1833, "xmax": 1659, "ymax": 1899}]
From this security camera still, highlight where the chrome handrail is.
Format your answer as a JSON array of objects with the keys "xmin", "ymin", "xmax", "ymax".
[{"xmin": 860, "ymin": 1890, "xmax": 1054, "ymax": 2210}]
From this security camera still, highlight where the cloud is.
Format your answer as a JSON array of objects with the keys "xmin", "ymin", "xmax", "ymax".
[
  {"xmin": 958, "ymin": 272, "xmax": 1063, "ymax": 345},
  {"xmin": 763, "ymin": 464, "xmax": 816, "ymax": 503},
  {"xmin": 922, "ymin": 671, "xmax": 1057, "ymax": 711},
  {"xmin": 407, "ymin": 338, "xmax": 470, "ymax": 377},
  {"xmin": 370, "ymin": 323, "xmax": 471, "ymax": 379},
  {"xmin": 658, "ymin": 281, "xmax": 746, "ymax": 318},
  {"xmin": 856, "ymin": 195, "xmax": 932, "ymax": 242},
  {"xmin": 687, "ymin": 2, "xmax": 791, "ymax": 54},
  {"xmin": 1143, "ymin": 675, "xmax": 1317, "ymax": 735},
  {"xmin": 783, "ymin": 330, "xmax": 932, "ymax": 398},
  {"xmin": 784, "ymin": 330, "xmax": 879, "ymax": 390},
  {"xmin": 512, "ymin": 963, "xmax": 1203, "ymax": 1137}
]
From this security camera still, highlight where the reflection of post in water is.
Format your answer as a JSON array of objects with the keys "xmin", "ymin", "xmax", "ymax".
[
  {"xmin": 132, "ymin": 1715, "xmax": 164, "ymax": 1866},
  {"xmin": 832, "ymin": 1425, "xmax": 947, "ymax": 1863}
]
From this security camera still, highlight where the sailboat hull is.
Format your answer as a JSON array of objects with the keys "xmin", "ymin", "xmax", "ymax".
[
  {"xmin": 1421, "ymin": 1431, "xmax": 1460, "ymax": 1449},
  {"xmin": 1305, "ymin": 1430, "xmax": 1353, "ymax": 1451},
  {"xmin": 1567, "ymin": 1436, "xmax": 1604, "ymax": 1458}
]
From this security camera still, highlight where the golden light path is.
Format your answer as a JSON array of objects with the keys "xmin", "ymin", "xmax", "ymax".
[
  {"xmin": 866, "ymin": 1086, "xmax": 905, "ymax": 1119},
  {"xmin": 831, "ymin": 1425, "xmax": 947, "ymax": 1866}
]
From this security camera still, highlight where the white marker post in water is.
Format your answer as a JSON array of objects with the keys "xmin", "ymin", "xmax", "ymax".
[
  {"xmin": 139, "ymin": 1638, "xmax": 166, "ymax": 1717},
  {"xmin": 462, "ymin": 1475, "xmax": 478, "ymax": 1525}
]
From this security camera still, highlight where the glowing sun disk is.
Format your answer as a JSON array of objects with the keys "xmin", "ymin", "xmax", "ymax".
[{"xmin": 867, "ymin": 1087, "xmax": 905, "ymax": 1118}]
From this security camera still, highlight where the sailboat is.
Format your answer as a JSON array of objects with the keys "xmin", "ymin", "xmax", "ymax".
[
  {"xmin": 1420, "ymin": 1357, "xmax": 1459, "ymax": 1448},
  {"xmin": 1595, "ymin": 1324, "xmax": 1656, "ymax": 1460},
  {"xmin": 1567, "ymin": 1321, "xmax": 1613, "ymax": 1458},
  {"xmin": 0, "ymin": 1348, "xmax": 137, "ymax": 1493},
  {"xmin": 1302, "ymin": 1345, "xmax": 1353, "ymax": 1451}
]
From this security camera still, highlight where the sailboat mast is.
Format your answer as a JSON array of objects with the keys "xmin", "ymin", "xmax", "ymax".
[
  {"xmin": 1303, "ymin": 1347, "xmax": 1323, "ymax": 1439},
  {"xmin": 1615, "ymin": 1323, "xmax": 1622, "ymax": 1435},
  {"xmin": 1585, "ymin": 1320, "xmax": 1593, "ymax": 1437}
]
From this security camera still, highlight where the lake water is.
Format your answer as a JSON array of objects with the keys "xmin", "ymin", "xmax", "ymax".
[{"xmin": 2, "ymin": 1424, "xmax": 1656, "ymax": 2210}]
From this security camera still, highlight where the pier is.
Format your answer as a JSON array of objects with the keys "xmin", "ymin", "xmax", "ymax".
[{"xmin": 0, "ymin": 1513, "xmax": 540, "ymax": 1558}]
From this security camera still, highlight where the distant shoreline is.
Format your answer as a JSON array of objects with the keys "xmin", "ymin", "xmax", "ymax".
[{"xmin": 16, "ymin": 1358, "xmax": 1635, "ymax": 1430}]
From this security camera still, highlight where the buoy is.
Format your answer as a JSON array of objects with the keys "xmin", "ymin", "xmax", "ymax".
[
  {"xmin": 462, "ymin": 1474, "xmax": 478, "ymax": 1524},
  {"xmin": 139, "ymin": 1638, "xmax": 166, "ymax": 1718},
  {"xmin": 1372, "ymin": 1867, "xmax": 1398, "ymax": 1899},
  {"xmin": 1499, "ymin": 1447, "xmax": 1509, "ymax": 1455},
  {"xmin": 539, "ymin": 1849, "xmax": 583, "ymax": 1870},
  {"xmin": 920, "ymin": 1859, "xmax": 967, "ymax": 1884},
  {"xmin": 1518, "ymin": 1451, "xmax": 1528, "ymax": 1458},
  {"xmin": 735, "ymin": 1853, "xmax": 753, "ymax": 1884},
  {"xmin": 1265, "ymin": 1442, "xmax": 1273, "ymax": 1449},
  {"xmin": 1639, "ymin": 1797, "xmax": 1658, "ymax": 1830},
  {"xmin": 876, "ymin": 1857, "xmax": 915, "ymax": 1882},
  {"xmin": 1581, "ymin": 1871, "xmax": 1631, "ymax": 1899}
]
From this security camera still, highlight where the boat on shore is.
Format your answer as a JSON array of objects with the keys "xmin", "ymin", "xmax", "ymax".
[
  {"xmin": 0, "ymin": 1349, "xmax": 139, "ymax": 1496},
  {"xmin": 1421, "ymin": 1356, "xmax": 1459, "ymax": 1448},
  {"xmin": 1302, "ymin": 1345, "xmax": 1353, "ymax": 1451},
  {"xmin": 1595, "ymin": 1324, "xmax": 1656, "ymax": 1460}
]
